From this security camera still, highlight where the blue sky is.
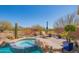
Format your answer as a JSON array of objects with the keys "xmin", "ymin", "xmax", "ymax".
[{"xmin": 0, "ymin": 5, "xmax": 77, "ymax": 28}]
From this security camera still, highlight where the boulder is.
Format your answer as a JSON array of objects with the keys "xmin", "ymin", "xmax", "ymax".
[{"xmin": 0, "ymin": 40, "xmax": 6, "ymax": 47}]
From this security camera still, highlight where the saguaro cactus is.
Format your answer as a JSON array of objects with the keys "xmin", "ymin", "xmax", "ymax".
[
  {"xmin": 46, "ymin": 21, "xmax": 48, "ymax": 33},
  {"xmin": 77, "ymin": 6, "xmax": 79, "ymax": 15},
  {"xmin": 15, "ymin": 23, "xmax": 18, "ymax": 39}
]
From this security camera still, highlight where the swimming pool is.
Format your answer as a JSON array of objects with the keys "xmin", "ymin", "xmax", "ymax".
[{"xmin": 0, "ymin": 38, "xmax": 43, "ymax": 53}]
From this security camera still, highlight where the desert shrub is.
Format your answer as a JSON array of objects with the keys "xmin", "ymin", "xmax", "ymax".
[
  {"xmin": 60, "ymin": 31, "xmax": 68, "ymax": 39},
  {"xmin": 6, "ymin": 35, "xmax": 14, "ymax": 40}
]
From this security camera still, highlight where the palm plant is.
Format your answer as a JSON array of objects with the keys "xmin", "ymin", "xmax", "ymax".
[{"xmin": 64, "ymin": 24, "xmax": 76, "ymax": 43}]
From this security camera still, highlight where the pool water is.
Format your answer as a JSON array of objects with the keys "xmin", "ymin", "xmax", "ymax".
[
  {"xmin": 0, "ymin": 46, "xmax": 12, "ymax": 53},
  {"xmin": 0, "ymin": 39, "xmax": 43, "ymax": 53},
  {"xmin": 15, "ymin": 40, "xmax": 35, "ymax": 47},
  {"xmin": 0, "ymin": 46, "xmax": 42, "ymax": 53}
]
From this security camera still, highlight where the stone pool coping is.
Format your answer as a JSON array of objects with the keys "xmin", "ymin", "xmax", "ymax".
[
  {"xmin": 7, "ymin": 37, "xmax": 36, "ymax": 43},
  {"xmin": 36, "ymin": 37, "xmax": 66, "ymax": 52}
]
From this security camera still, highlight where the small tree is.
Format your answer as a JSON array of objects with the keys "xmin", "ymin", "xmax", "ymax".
[
  {"xmin": 32, "ymin": 25, "xmax": 44, "ymax": 31},
  {"xmin": 0, "ymin": 21, "xmax": 13, "ymax": 32},
  {"xmin": 64, "ymin": 24, "xmax": 76, "ymax": 43},
  {"xmin": 31, "ymin": 24, "xmax": 45, "ymax": 33}
]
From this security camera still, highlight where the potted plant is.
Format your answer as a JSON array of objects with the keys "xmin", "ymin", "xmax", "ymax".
[{"xmin": 63, "ymin": 24, "xmax": 76, "ymax": 51}]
